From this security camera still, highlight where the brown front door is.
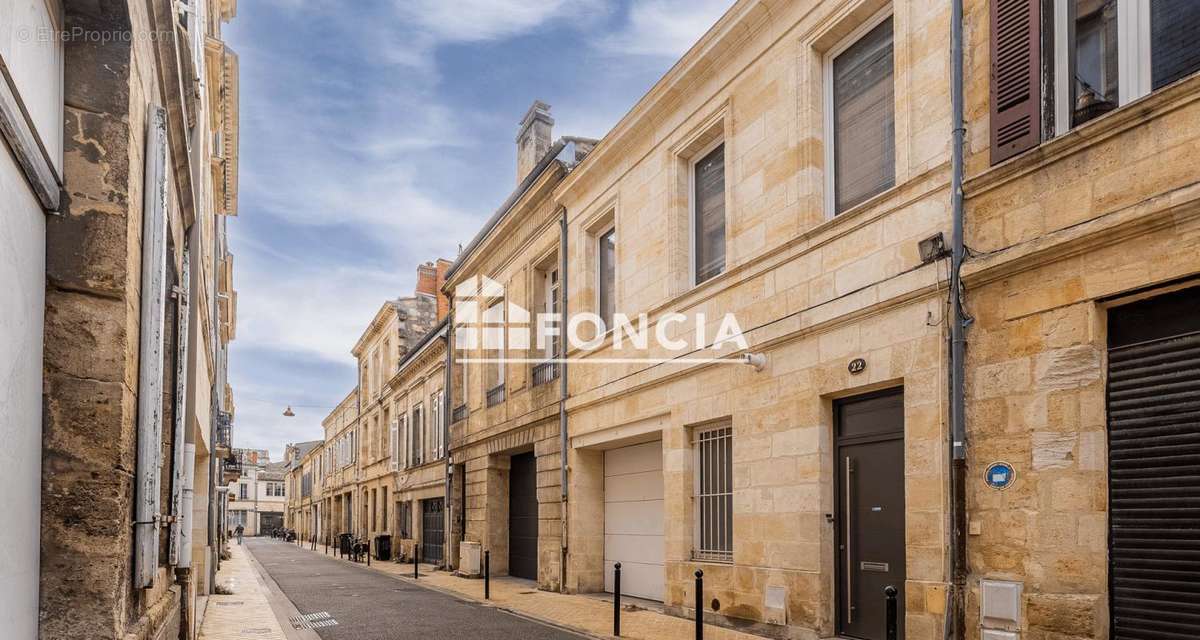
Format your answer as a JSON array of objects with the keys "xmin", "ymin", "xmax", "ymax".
[{"xmin": 836, "ymin": 389, "xmax": 905, "ymax": 640}]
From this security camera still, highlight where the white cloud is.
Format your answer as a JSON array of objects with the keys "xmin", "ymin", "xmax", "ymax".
[
  {"xmin": 597, "ymin": 0, "xmax": 734, "ymax": 58},
  {"xmin": 396, "ymin": 0, "xmax": 611, "ymax": 43}
]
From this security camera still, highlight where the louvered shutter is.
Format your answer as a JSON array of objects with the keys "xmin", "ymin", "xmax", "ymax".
[
  {"xmin": 1107, "ymin": 291, "xmax": 1200, "ymax": 640},
  {"xmin": 390, "ymin": 419, "xmax": 399, "ymax": 471},
  {"xmin": 990, "ymin": 0, "xmax": 1041, "ymax": 164},
  {"xmin": 169, "ymin": 244, "xmax": 191, "ymax": 567},
  {"xmin": 135, "ymin": 105, "xmax": 170, "ymax": 588}
]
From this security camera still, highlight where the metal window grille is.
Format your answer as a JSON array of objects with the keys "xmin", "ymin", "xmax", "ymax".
[
  {"xmin": 486, "ymin": 384, "xmax": 505, "ymax": 407},
  {"xmin": 532, "ymin": 361, "xmax": 558, "ymax": 386},
  {"xmin": 693, "ymin": 423, "xmax": 733, "ymax": 563}
]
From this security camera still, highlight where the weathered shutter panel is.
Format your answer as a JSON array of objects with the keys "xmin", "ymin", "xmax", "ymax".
[
  {"xmin": 135, "ymin": 105, "xmax": 170, "ymax": 588},
  {"xmin": 390, "ymin": 420, "xmax": 399, "ymax": 471},
  {"xmin": 169, "ymin": 244, "xmax": 191, "ymax": 566},
  {"xmin": 989, "ymin": 0, "xmax": 1042, "ymax": 164}
]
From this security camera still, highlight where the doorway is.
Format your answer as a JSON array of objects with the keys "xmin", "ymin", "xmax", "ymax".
[
  {"xmin": 835, "ymin": 388, "xmax": 905, "ymax": 640},
  {"xmin": 422, "ymin": 498, "xmax": 445, "ymax": 564},
  {"xmin": 508, "ymin": 452, "xmax": 538, "ymax": 580}
]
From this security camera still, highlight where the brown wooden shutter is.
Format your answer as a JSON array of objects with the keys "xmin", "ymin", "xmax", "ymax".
[{"xmin": 990, "ymin": 0, "xmax": 1042, "ymax": 164}]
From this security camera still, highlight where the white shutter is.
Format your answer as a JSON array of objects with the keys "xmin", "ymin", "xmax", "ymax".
[
  {"xmin": 169, "ymin": 244, "xmax": 191, "ymax": 566},
  {"xmin": 135, "ymin": 105, "xmax": 169, "ymax": 589},
  {"xmin": 390, "ymin": 419, "xmax": 399, "ymax": 471}
]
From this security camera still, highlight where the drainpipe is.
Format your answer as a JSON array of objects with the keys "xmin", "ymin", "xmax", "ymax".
[
  {"xmin": 558, "ymin": 208, "xmax": 569, "ymax": 593},
  {"xmin": 443, "ymin": 330, "xmax": 453, "ymax": 570},
  {"xmin": 949, "ymin": 0, "xmax": 968, "ymax": 637}
]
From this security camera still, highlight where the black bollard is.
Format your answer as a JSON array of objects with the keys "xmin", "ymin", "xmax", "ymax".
[
  {"xmin": 884, "ymin": 586, "xmax": 898, "ymax": 640},
  {"xmin": 694, "ymin": 570, "xmax": 704, "ymax": 640},
  {"xmin": 484, "ymin": 550, "xmax": 491, "ymax": 599},
  {"xmin": 367, "ymin": 540, "xmax": 371, "ymax": 566},
  {"xmin": 414, "ymin": 546, "xmax": 420, "ymax": 579},
  {"xmin": 613, "ymin": 562, "xmax": 622, "ymax": 636}
]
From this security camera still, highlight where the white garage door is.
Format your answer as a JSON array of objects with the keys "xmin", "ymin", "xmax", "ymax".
[{"xmin": 604, "ymin": 440, "xmax": 664, "ymax": 601}]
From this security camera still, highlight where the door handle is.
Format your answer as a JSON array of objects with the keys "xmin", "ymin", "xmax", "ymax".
[{"xmin": 845, "ymin": 455, "xmax": 854, "ymax": 624}]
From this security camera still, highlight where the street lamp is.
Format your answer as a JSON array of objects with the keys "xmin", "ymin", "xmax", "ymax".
[{"xmin": 282, "ymin": 406, "xmax": 295, "ymax": 417}]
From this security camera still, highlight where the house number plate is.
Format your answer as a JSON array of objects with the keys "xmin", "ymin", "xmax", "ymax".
[{"xmin": 848, "ymin": 358, "xmax": 866, "ymax": 374}]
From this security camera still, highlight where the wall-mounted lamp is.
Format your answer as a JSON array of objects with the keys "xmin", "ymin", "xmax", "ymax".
[{"xmin": 742, "ymin": 352, "xmax": 767, "ymax": 372}]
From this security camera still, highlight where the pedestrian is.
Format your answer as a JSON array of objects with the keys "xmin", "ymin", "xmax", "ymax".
[{"xmin": 235, "ymin": 523, "xmax": 244, "ymax": 545}]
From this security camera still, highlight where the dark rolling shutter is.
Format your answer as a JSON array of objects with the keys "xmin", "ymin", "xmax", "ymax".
[
  {"xmin": 990, "ymin": 0, "xmax": 1042, "ymax": 164},
  {"xmin": 1107, "ymin": 289, "xmax": 1200, "ymax": 640}
]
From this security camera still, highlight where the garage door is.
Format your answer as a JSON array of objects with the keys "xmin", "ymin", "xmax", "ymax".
[{"xmin": 604, "ymin": 441, "xmax": 664, "ymax": 601}]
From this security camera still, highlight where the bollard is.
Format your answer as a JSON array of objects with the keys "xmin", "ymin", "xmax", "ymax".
[
  {"xmin": 367, "ymin": 540, "xmax": 371, "ymax": 566},
  {"xmin": 484, "ymin": 550, "xmax": 491, "ymax": 599},
  {"xmin": 414, "ymin": 546, "xmax": 420, "ymax": 579},
  {"xmin": 884, "ymin": 586, "xmax": 898, "ymax": 640},
  {"xmin": 695, "ymin": 570, "xmax": 704, "ymax": 640},
  {"xmin": 613, "ymin": 562, "xmax": 622, "ymax": 637}
]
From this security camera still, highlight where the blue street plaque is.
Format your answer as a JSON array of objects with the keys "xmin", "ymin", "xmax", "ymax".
[{"xmin": 985, "ymin": 462, "xmax": 1015, "ymax": 490}]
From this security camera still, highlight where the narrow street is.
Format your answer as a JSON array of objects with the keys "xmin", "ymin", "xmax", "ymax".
[{"xmin": 244, "ymin": 539, "xmax": 584, "ymax": 640}]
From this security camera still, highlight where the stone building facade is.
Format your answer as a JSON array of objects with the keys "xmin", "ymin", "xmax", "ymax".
[
  {"xmin": 1, "ymin": 0, "xmax": 243, "ymax": 638},
  {"xmin": 444, "ymin": 103, "xmax": 597, "ymax": 588},
  {"xmin": 322, "ymin": 389, "xmax": 362, "ymax": 539},
  {"xmin": 430, "ymin": 2, "xmax": 1199, "ymax": 640},
  {"xmin": 284, "ymin": 440, "xmax": 324, "ymax": 542}
]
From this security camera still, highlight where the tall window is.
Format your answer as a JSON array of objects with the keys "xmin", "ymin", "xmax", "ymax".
[
  {"xmin": 431, "ymin": 390, "xmax": 444, "ymax": 458},
  {"xmin": 544, "ymin": 267, "xmax": 560, "ymax": 358},
  {"xmin": 598, "ymin": 229, "xmax": 616, "ymax": 328},
  {"xmin": 397, "ymin": 414, "xmax": 408, "ymax": 469},
  {"xmin": 485, "ymin": 300, "xmax": 505, "ymax": 405},
  {"xmin": 829, "ymin": 15, "xmax": 895, "ymax": 214},
  {"xmin": 693, "ymin": 423, "xmax": 732, "ymax": 563},
  {"xmin": 693, "ymin": 144, "xmax": 726, "ymax": 284},
  {"xmin": 239, "ymin": 483, "xmax": 248, "ymax": 500},
  {"xmin": 411, "ymin": 403, "xmax": 424, "ymax": 466},
  {"xmin": 399, "ymin": 501, "xmax": 412, "ymax": 538}
]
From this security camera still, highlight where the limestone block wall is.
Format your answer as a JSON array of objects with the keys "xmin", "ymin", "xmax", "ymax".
[{"xmin": 960, "ymin": 62, "xmax": 1200, "ymax": 639}]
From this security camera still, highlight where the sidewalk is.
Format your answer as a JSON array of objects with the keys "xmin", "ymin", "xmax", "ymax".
[
  {"xmin": 197, "ymin": 543, "xmax": 290, "ymax": 640},
  {"xmin": 296, "ymin": 543, "xmax": 764, "ymax": 640}
]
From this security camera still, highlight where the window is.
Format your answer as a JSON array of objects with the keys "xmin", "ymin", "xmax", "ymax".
[
  {"xmin": 693, "ymin": 423, "xmax": 732, "ymax": 563},
  {"xmin": 485, "ymin": 300, "xmax": 505, "ymax": 406},
  {"xmin": 239, "ymin": 483, "xmax": 248, "ymax": 500},
  {"xmin": 1051, "ymin": 0, "xmax": 1200, "ymax": 133},
  {"xmin": 692, "ymin": 143, "xmax": 726, "ymax": 284},
  {"xmin": 543, "ymin": 266, "xmax": 560, "ymax": 359},
  {"xmin": 411, "ymin": 403, "xmax": 424, "ymax": 466},
  {"xmin": 431, "ymin": 391, "xmax": 444, "ymax": 458},
  {"xmin": 398, "ymin": 414, "xmax": 409, "ymax": 469},
  {"xmin": 399, "ymin": 501, "xmax": 412, "ymax": 538},
  {"xmin": 597, "ymin": 228, "xmax": 616, "ymax": 328},
  {"xmin": 827, "ymin": 13, "xmax": 895, "ymax": 214},
  {"xmin": 381, "ymin": 488, "xmax": 388, "ymax": 529}
]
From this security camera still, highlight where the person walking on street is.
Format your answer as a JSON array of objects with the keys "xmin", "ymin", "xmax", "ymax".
[{"xmin": 235, "ymin": 523, "xmax": 244, "ymax": 545}]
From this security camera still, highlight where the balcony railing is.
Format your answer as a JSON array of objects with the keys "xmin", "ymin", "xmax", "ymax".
[
  {"xmin": 215, "ymin": 411, "xmax": 233, "ymax": 448},
  {"xmin": 451, "ymin": 404, "xmax": 467, "ymax": 423},
  {"xmin": 532, "ymin": 361, "xmax": 559, "ymax": 387},
  {"xmin": 486, "ymin": 384, "xmax": 505, "ymax": 407}
]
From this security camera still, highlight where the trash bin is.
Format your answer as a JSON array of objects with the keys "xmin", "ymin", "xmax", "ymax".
[
  {"xmin": 375, "ymin": 535, "xmax": 392, "ymax": 561},
  {"xmin": 339, "ymin": 533, "xmax": 353, "ymax": 556}
]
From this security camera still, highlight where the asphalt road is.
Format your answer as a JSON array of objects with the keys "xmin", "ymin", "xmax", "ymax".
[{"xmin": 246, "ymin": 538, "xmax": 584, "ymax": 640}]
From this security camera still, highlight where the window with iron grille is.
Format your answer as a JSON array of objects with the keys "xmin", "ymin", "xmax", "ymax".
[{"xmin": 693, "ymin": 423, "xmax": 733, "ymax": 563}]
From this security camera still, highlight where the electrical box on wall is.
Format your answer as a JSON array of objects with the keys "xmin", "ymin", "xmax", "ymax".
[{"xmin": 980, "ymin": 579, "xmax": 1022, "ymax": 630}]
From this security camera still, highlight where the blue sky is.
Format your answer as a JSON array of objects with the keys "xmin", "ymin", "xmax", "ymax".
[{"xmin": 224, "ymin": 0, "xmax": 735, "ymax": 460}]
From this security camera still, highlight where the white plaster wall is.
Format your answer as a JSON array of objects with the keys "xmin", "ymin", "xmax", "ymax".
[
  {"xmin": 0, "ymin": 0, "xmax": 64, "ymax": 174},
  {"xmin": 0, "ymin": 138, "xmax": 47, "ymax": 640}
]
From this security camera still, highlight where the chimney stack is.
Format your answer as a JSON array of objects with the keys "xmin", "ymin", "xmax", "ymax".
[
  {"xmin": 516, "ymin": 100, "xmax": 554, "ymax": 184},
  {"xmin": 415, "ymin": 259, "xmax": 454, "ymax": 321}
]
